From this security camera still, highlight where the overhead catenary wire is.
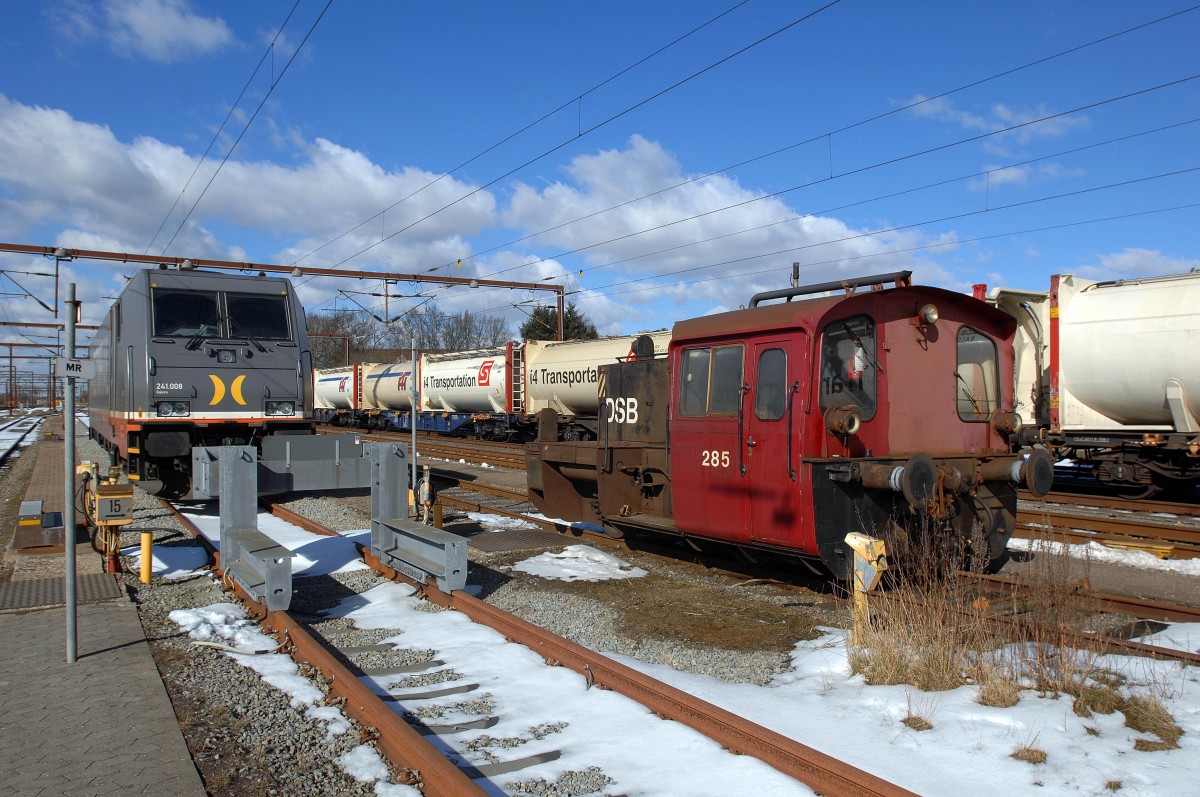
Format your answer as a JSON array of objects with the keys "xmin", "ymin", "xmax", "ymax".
[
  {"xmin": 160, "ymin": 0, "xmax": 336, "ymax": 256},
  {"xmin": 298, "ymin": 6, "xmax": 1198, "ymax": 323},
  {"xmin": 146, "ymin": 0, "xmax": 304, "ymax": 256},
  {"xmin": 314, "ymin": 1, "xmax": 845, "ymax": 275},
  {"xmin": 441, "ymin": 3, "xmax": 1200, "ymax": 278},
  {"xmin": 332, "ymin": 6, "xmax": 1197, "ymax": 320},
  {"xmin": 289, "ymin": 0, "xmax": 756, "ymax": 270},
  {"xmin": 468, "ymin": 73, "xmax": 1200, "ymax": 283}
]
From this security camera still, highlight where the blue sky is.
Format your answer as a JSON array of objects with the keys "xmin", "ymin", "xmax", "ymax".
[{"xmin": 1, "ymin": 0, "xmax": 1197, "ymax": 354}]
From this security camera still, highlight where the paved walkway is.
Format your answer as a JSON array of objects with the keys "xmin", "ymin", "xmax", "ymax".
[{"xmin": 0, "ymin": 600, "xmax": 207, "ymax": 797}]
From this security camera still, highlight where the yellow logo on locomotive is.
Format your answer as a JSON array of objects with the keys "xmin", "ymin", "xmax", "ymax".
[{"xmin": 208, "ymin": 374, "xmax": 248, "ymax": 406}]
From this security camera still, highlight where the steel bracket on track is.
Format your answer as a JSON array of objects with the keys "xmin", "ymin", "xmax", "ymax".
[
  {"xmin": 369, "ymin": 443, "xmax": 467, "ymax": 592},
  {"xmin": 191, "ymin": 433, "xmax": 373, "ymax": 499},
  {"xmin": 218, "ymin": 446, "xmax": 294, "ymax": 611}
]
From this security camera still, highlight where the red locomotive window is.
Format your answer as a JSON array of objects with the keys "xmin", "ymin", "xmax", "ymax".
[
  {"xmin": 754, "ymin": 348, "xmax": 787, "ymax": 421},
  {"xmin": 680, "ymin": 345, "xmax": 744, "ymax": 416},
  {"xmin": 819, "ymin": 316, "xmax": 877, "ymax": 420},
  {"xmin": 956, "ymin": 326, "xmax": 999, "ymax": 421}
]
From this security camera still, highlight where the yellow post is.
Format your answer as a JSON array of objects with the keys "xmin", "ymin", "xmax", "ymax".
[
  {"xmin": 140, "ymin": 531, "xmax": 153, "ymax": 584},
  {"xmin": 844, "ymin": 533, "xmax": 888, "ymax": 646}
]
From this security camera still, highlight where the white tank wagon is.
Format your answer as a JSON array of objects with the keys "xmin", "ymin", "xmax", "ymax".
[
  {"xmin": 524, "ymin": 331, "xmax": 672, "ymax": 415},
  {"xmin": 421, "ymin": 346, "xmax": 511, "ymax": 413},
  {"xmin": 982, "ymin": 271, "xmax": 1200, "ymax": 497},
  {"xmin": 362, "ymin": 361, "xmax": 417, "ymax": 412},
  {"xmin": 313, "ymin": 365, "xmax": 362, "ymax": 411}
]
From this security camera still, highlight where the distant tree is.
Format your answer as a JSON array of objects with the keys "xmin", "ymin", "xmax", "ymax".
[
  {"xmin": 381, "ymin": 305, "xmax": 513, "ymax": 353},
  {"xmin": 306, "ymin": 303, "xmax": 514, "ymax": 368},
  {"xmin": 305, "ymin": 309, "xmax": 378, "ymax": 369},
  {"xmin": 519, "ymin": 302, "xmax": 598, "ymax": 341}
]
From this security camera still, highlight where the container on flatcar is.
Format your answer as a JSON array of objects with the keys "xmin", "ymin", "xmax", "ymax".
[
  {"xmin": 362, "ymin": 361, "xmax": 417, "ymax": 411},
  {"xmin": 314, "ymin": 365, "xmax": 363, "ymax": 411},
  {"xmin": 983, "ymin": 270, "xmax": 1200, "ymax": 496},
  {"xmin": 420, "ymin": 346, "xmax": 511, "ymax": 413},
  {"xmin": 523, "ymin": 331, "xmax": 671, "ymax": 415}
]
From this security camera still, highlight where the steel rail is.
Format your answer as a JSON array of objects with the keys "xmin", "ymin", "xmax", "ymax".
[
  {"xmin": 1015, "ymin": 507, "xmax": 1200, "ymax": 557},
  {"xmin": 158, "ymin": 499, "xmax": 486, "ymax": 796},
  {"xmin": 362, "ymin": 547, "xmax": 917, "ymax": 797},
  {"xmin": 265, "ymin": 496, "xmax": 914, "ymax": 794},
  {"xmin": 1021, "ymin": 489, "xmax": 1200, "ymax": 518},
  {"xmin": 868, "ymin": 585, "xmax": 1200, "ymax": 667},
  {"xmin": 960, "ymin": 572, "xmax": 1200, "ymax": 624}
]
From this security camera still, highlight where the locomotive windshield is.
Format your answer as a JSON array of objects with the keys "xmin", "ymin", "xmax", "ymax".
[
  {"xmin": 819, "ymin": 315, "xmax": 877, "ymax": 420},
  {"xmin": 152, "ymin": 289, "xmax": 219, "ymax": 337},
  {"xmin": 956, "ymin": 326, "xmax": 999, "ymax": 421},
  {"xmin": 227, "ymin": 293, "xmax": 291, "ymax": 340},
  {"xmin": 151, "ymin": 288, "xmax": 292, "ymax": 341}
]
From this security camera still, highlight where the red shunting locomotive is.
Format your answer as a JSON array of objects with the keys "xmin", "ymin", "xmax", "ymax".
[{"xmin": 526, "ymin": 271, "xmax": 1052, "ymax": 577}]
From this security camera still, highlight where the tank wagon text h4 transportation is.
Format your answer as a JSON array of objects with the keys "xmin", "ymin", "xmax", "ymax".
[{"xmin": 313, "ymin": 333, "xmax": 672, "ymax": 442}]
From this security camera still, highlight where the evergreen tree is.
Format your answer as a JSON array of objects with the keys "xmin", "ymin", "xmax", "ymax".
[{"xmin": 519, "ymin": 302, "xmax": 599, "ymax": 341}]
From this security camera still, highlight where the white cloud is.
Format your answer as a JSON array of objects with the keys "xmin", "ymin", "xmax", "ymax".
[
  {"xmin": 49, "ymin": 0, "xmax": 232, "ymax": 63},
  {"xmin": 1074, "ymin": 247, "xmax": 1200, "ymax": 281},
  {"xmin": 500, "ymin": 134, "xmax": 945, "ymax": 325},
  {"xmin": 905, "ymin": 94, "xmax": 1089, "ymax": 156},
  {"xmin": 0, "ymin": 95, "xmax": 499, "ymax": 327},
  {"xmin": 968, "ymin": 161, "xmax": 1086, "ymax": 192}
]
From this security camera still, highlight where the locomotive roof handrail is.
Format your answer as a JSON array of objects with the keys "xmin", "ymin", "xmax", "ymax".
[{"xmin": 749, "ymin": 271, "xmax": 913, "ymax": 307}]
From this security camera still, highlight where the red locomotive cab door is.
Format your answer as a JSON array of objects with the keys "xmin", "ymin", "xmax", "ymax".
[
  {"xmin": 671, "ymin": 343, "xmax": 752, "ymax": 544},
  {"xmin": 746, "ymin": 335, "xmax": 809, "ymax": 547}
]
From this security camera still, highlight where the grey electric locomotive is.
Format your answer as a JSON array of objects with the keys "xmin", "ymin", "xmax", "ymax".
[{"xmin": 87, "ymin": 267, "xmax": 314, "ymax": 497}]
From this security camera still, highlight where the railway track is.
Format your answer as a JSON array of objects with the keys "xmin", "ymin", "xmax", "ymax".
[
  {"xmin": 1015, "ymin": 504, "xmax": 1200, "ymax": 559},
  {"xmin": 160, "ymin": 495, "xmax": 916, "ymax": 796},
  {"xmin": 316, "ymin": 424, "xmax": 527, "ymax": 469},
  {"xmin": 0, "ymin": 414, "xmax": 43, "ymax": 467}
]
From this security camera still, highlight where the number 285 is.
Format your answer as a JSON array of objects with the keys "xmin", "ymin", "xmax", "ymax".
[{"xmin": 702, "ymin": 450, "xmax": 730, "ymax": 468}]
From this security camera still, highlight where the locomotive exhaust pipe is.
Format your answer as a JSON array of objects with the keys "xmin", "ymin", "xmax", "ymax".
[{"xmin": 979, "ymin": 448, "xmax": 1054, "ymax": 497}]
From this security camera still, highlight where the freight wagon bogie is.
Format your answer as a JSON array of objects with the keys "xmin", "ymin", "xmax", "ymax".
[{"xmin": 528, "ymin": 272, "xmax": 1046, "ymax": 578}]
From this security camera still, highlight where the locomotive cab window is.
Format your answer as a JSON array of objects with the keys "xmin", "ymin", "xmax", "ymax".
[
  {"xmin": 819, "ymin": 315, "xmax": 877, "ymax": 420},
  {"xmin": 680, "ymin": 344, "xmax": 744, "ymax": 416},
  {"xmin": 755, "ymin": 348, "xmax": 787, "ymax": 421},
  {"xmin": 956, "ymin": 326, "xmax": 999, "ymax": 421},
  {"xmin": 227, "ymin": 293, "xmax": 291, "ymax": 341},
  {"xmin": 152, "ymin": 289, "xmax": 219, "ymax": 338}
]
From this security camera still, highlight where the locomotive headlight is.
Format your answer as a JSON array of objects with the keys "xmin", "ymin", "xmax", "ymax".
[
  {"xmin": 216, "ymin": 349, "xmax": 237, "ymax": 364},
  {"xmin": 265, "ymin": 400, "xmax": 296, "ymax": 417},
  {"xmin": 156, "ymin": 401, "xmax": 191, "ymax": 417},
  {"xmin": 918, "ymin": 303, "xmax": 939, "ymax": 326}
]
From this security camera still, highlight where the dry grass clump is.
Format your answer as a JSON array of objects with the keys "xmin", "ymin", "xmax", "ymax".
[
  {"xmin": 973, "ymin": 663, "xmax": 1021, "ymax": 708},
  {"xmin": 901, "ymin": 714, "xmax": 933, "ymax": 731},
  {"xmin": 1125, "ymin": 695, "xmax": 1183, "ymax": 751},
  {"xmin": 1010, "ymin": 743, "xmax": 1048, "ymax": 765},
  {"xmin": 1105, "ymin": 781, "xmax": 1122, "ymax": 792},
  {"xmin": 1070, "ymin": 683, "xmax": 1124, "ymax": 717}
]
